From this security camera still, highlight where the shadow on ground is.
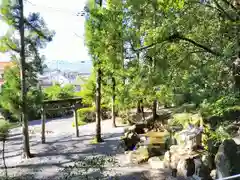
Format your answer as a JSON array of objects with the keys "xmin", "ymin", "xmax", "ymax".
[
  {"xmin": 0, "ymin": 170, "xmax": 152, "ymax": 180},
  {"xmin": 0, "ymin": 119, "xmax": 162, "ymax": 180},
  {"xmin": 1, "ymin": 131, "xmax": 124, "ymax": 168}
]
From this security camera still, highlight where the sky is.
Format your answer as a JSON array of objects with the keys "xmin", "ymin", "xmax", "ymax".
[{"xmin": 0, "ymin": 0, "xmax": 92, "ymax": 71}]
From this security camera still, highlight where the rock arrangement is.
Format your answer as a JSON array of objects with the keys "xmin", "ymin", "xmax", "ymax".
[
  {"xmin": 162, "ymin": 126, "xmax": 213, "ymax": 179},
  {"xmin": 121, "ymin": 110, "xmax": 240, "ymax": 180},
  {"xmin": 215, "ymin": 139, "xmax": 240, "ymax": 179},
  {"xmin": 121, "ymin": 121, "xmax": 171, "ymax": 165}
]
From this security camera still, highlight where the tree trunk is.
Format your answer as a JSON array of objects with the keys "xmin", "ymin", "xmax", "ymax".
[
  {"xmin": 137, "ymin": 101, "xmax": 141, "ymax": 113},
  {"xmin": 19, "ymin": 0, "xmax": 31, "ymax": 159},
  {"xmin": 95, "ymin": 67, "xmax": 103, "ymax": 142},
  {"xmin": 112, "ymin": 77, "xmax": 116, "ymax": 127},
  {"xmin": 41, "ymin": 107, "xmax": 46, "ymax": 143},
  {"xmin": 73, "ymin": 108, "xmax": 79, "ymax": 137},
  {"xmin": 152, "ymin": 100, "xmax": 157, "ymax": 121},
  {"xmin": 2, "ymin": 139, "xmax": 8, "ymax": 179},
  {"xmin": 141, "ymin": 102, "xmax": 145, "ymax": 121},
  {"xmin": 94, "ymin": 0, "xmax": 103, "ymax": 143}
]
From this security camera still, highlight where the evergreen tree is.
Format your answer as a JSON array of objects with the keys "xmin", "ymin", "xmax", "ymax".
[{"xmin": 0, "ymin": 0, "xmax": 54, "ymax": 158}]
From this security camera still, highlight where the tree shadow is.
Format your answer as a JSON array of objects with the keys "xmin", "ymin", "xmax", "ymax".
[
  {"xmin": 57, "ymin": 170, "xmax": 150, "ymax": 180},
  {"xmin": 1, "ymin": 131, "xmax": 124, "ymax": 169},
  {"xmin": 0, "ymin": 122, "xmax": 141, "ymax": 180},
  {"xmin": 0, "ymin": 170, "xmax": 152, "ymax": 180}
]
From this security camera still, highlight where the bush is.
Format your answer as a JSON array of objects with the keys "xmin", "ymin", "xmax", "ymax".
[
  {"xmin": 170, "ymin": 112, "xmax": 202, "ymax": 128},
  {"xmin": 203, "ymin": 125, "xmax": 230, "ymax": 151},
  {"xmin": 0, "ymin": 119, "xmax": 10, "ymax": 140},
  {"xmin": 118, "ymin": 111, "xmax": 142, "ymax": 125},
  {"xmin": 222, "ymin": 105, "xmax": 240, "ymax": 121},
  {"xmin": 72, "ymin": 105, "xmax": 113, "ymax": 127},
  {"xmin": 173, "ymin": 94, "xmax": 186, "ymax": 106},
  {"xmin": 173, "ymin": 103, "xmax": 197, "ymax": 113},
  {"xmin": 156, "ymin": 85, "xmax": 174, "ymax": 107},
  {"xmin": 200, "ymin": 95, "xmax": 239, "ymax": 118},
  {"xmin": 72, "ymin": 120, "xmax": 86, "ymax": 127},
  {"xmin": 118, "ymin": 111, "xmax": 130, "ymax": 124},
  {"xmin": 78, "ymin": 107, "xmax": 95, "ymax": 123}
]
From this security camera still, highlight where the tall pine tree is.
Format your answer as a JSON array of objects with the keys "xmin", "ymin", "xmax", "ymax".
[{"xmin": 0, "ymin": 0, "xmax": 54, "ymax": 158}]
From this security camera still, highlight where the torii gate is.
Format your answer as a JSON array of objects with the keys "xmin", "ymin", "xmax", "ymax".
[{"xmin": 41, "ymin": 97, "xmax": 82, "ymax": 144}]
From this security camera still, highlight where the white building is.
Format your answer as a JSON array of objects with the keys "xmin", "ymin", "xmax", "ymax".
[{"xmin": 38, "ymin": 70, "xmax": 89, "ymax": 91}]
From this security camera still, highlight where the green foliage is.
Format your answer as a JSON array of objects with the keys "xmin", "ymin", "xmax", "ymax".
[
  {"xmin": 211, "ymin": 126, "xmax": 231, "ymax": 143},
  {"xmin": 118, "ymin": 111, "xmax": 131, "ymax": 125},
  {"xmin": 156, "ymin": 85, "xmax": 174, "ymax": 107},
  {"xmin": 0, "ymin": 63, "xmax": 42, "ymax": 120},
  {"xmin": 78, "ymin": 106, "xmax": 95, "ymax": 123},
  {"xmin": 170, "ymin": 112, "xmax": 202, "ymax": 128},
  {"xmin": 75, "ymin": 72, "xmax": 95, "ymax": 105},
  {"xmin": 44, "ymin": 84, "xmax": 75, "ymax": 100},
  {"xmin": 84, "ymin": 0, "xmax": 240, "ymax": 140},
  {"xmin": 72, "ymin": 119, "xmax": 87, "ymax": 127},
  {"xmin": 200, "ymin": 95, "xmax": 239, "ymax": 118},
  {"xmin": 0, "ymin": 119, "xmax": 10, "ymax": 140},
  {"xmin": 0, "ymin": 0, "xmax": 54, "ymax": 122},
  {"xmin": 72, "ymin": 105, "xmax": 111, "ymax": 127},
  {"xmin": 203, "ymin": 124, "xmax": 231, "ymax": 151},
  {"xmin": 173, "ymin": 103, "xmax": 197, "ymax": 113},
  {"xmin": 43, "ymin": 84, "xmax": 76, "ymax": 119}
]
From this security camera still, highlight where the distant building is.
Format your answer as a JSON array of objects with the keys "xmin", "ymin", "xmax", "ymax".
[{"xmin": 38, "ymin": 70, "xmax": 90, "ymax": 91}]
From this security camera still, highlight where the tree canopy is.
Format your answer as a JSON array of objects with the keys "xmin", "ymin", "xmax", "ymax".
[{"xmin": 84, "ymin": 0, "xmax": 240, "ymax": 118}]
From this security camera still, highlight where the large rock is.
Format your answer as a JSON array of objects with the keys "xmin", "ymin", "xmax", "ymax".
[
  {"xmin": 215, "ymin": 139, "xmax": 240, "ymax": 179},
  {"xmin": 175, "ymin": 126, "xmax": 203, "ymax": 150},
  {"xmin": 163, "ymin": 145, "xmax": 201, "ymax": 169},
  {"xmin": 210, "ymin": 169, "xmax": 216, "ymax": 180},
  {"xmin": 122, "ymin": 131, "xmax": 140, "ymax": 151},
  {"xmin": 128, "ymin": 146, "xmax": 149, "ymax": 164},
  {"xmin": 163, "ymin": 144, "xmax": 210, "ymax": 179},
  {"xmin": 148, "ymin": 156, "xmax": 165, "ymax": 169},
  {"xmin": 128, "ymin": 123, "xmax": 146, "ymax": 134},
  {"xmin": 177, "ymin": 158, "xmax": 195, "ymax": 177},
  {"xmin": 204, "ymin": 139, "xmax": 221, "ymax": 170},
  {"xmin": 194, "ymin": 158, "xmax": 211, "ymax": 180}
]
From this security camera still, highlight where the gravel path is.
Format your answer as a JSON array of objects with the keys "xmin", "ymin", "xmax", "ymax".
[{"xmin": 0, "ymin": 117, "xmax": 169, "ymax": 180}]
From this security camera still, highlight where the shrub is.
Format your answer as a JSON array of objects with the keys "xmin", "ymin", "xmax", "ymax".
[
  {"xmin": 72, "ymin": 120, "xmax": 86, "ymax": 127},
  {"xmin": 71, "ymin": 107, "xmax": 95, "ymax": 127},
  {"xmin": 72, "ymin": 105, "xmax": 113, "ymax": 127},
  {"xmin": 170, "ymin": 113, "xmax": 202, "ymax": 128},
  {"xmin": 173, "ymin": 94, "xmax": 186, "ymax": 106},
  {"xmin": 203, "ymin": 124, "xmax": 230, "ymax": 152},
  {"xmin": 118, "ymin": 111, "xmax": 131, "ymax": 124},
  {"xmin": 222, "ymin": 105, "xmax": 240, "ymax": 121},
  {"xmin": 173, "ymin": 103, "xmax": 197, "ymax": 113},
  {"xmin": 78, "ymin": 107, "xmax": 95, "ymax": 123},
  {"xmin": 156, "ymin": 85, "xmax": 174, "ymax": 107},
  {"xmin": 200, "ymin": 95, "xmax": 239, "ymax": 118},
  {"xmin": 0, "ymin": 119, "xmax": 10, "ymax": 140},
  {"xmin": 118, "ymin": 111, "xmax": 142, "ymax": 125}
]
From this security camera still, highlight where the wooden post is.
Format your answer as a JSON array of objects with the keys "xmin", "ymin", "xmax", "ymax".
[
  {"xmin": 73, "ymin": 106, "xmax": 79, "ymax": 137},
  {"xmin": 41, "ymin": 107, "xmax": 46, "ymax": 144}
]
